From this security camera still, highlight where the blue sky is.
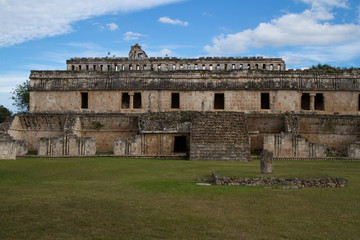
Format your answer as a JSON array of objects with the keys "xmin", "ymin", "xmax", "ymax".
[{"xmin": 1, "ymin": 0, "xmax": 360, "ymax": 112}]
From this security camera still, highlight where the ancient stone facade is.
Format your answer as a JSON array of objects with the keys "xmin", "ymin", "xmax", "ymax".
[
  {"xmin": 38, "ymin": 134, "xmax": 96, "ymax": 157},
  {"xmin": 2, "ymin": 44, "xmax": 360, "ymax": 160}
]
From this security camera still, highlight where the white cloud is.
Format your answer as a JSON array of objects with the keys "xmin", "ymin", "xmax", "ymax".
[
  {"xmin": 0, "ymin": 73, "xmax": 29, "ymax": 111},
  {"xmin": 158, "ymin": 16, "xmax": 188, "ymax": 26},
  {"xmin": 0, "ymin": 0, "xmax": 183, "ymax": 47},
  {"xmin": 204, "ymin": 0, "xmax": 360, "ymax": 60},
  {"xmin": 123, "ymin": 31, "xmax": 147, "ymax": 41},
  {"xmin": 147, "ymin": 48, "xmax": 174, "ymax": 57},
  {"xmin": 106, "ymin": 23, "xmax": 118, "ymax": 31},
  {"xmin": 281, "ymin": 40, "xmax": 360, "ymax": 67}
]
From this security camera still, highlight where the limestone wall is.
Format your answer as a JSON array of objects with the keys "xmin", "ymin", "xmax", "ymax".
[
  {"xmin": 38, "ymin": 134, "xmax": 96, "ymax": 157},
  {"xmin": 299, "ymin": 115, "xmax": 360, "ymax": 152},
  {"xmin": 263, "ymin": 133, "xmax": 327, "ymax": 158},
  {"xmin": 0, "ymin": 139, "xmax": 16, "ymax": 160},
  {"xmin": 114, "ymin": 135, "xmax": 142, "ymax": 155},
  {"xmin": 348, "ymin": 142, "xmax": 360, "ymax": 158},
  {"xmin": 29, "ymin": 87, "xmax": 360, "ymax": 115},
  {"xmin": 190, "ymin": 112, "xmax": 250, "ymax": 161},
  {"xmin": 114, "ymin": 133, "xmax": 188, "ymax": 157}
]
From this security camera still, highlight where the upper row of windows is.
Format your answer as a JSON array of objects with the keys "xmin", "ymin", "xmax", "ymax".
[
  {"xmin": 71, "ymin": 63, "xmax": 283, "ymax": 72},
  {"xmin": 80, "ymin": 92, "xmax": 330, "ymax": 111}
]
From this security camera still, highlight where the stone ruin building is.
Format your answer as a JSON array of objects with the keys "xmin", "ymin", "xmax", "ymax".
[{"xmin": 1, "ymin": 44, "xmax": 360, "ymax": 160}]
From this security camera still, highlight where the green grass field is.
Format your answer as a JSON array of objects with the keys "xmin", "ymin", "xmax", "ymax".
[{"xmin": 0, "ymin": 157, "xmax": 359, "ymax": 240}]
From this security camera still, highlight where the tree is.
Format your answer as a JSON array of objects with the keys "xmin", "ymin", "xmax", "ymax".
[
  {"xmin": 310, "ymin": 64, "xmax": 339, "ymax": 70},
  {"xmin": 11, "ymin": 80, "xmax": 30, "ymax": 112},
  {"xmin": 0, "ymin": 105, "xmax": 12, "ymax": 123}
]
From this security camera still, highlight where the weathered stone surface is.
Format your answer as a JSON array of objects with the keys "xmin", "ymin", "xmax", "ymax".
[
  {"xmin": 212, "ymin": 172, "xmax": 348, "ymax": 188},
  {"xmin": 38, "ymin": 134, "xmax": 96, "ymax": 157},
  {"xmin": 348, "ymin": 142, "xmax": 360, "ymax": 158},
  {"xmin": 260, "ymin": 150, "xmax": 273, "ymax": 174},
  {"xmin": 263, "ymin": 133, "xmax": 327, "ymax": 158},
  {"xmin": 0, "ymin": 138, "xmax": 16, "ymax": 160},
  {"xmin": 190, "ymin": 112, "xmax": 250, "ymax": 161},
  {"xmin": 15, "ymin": 140, "xmax": 28, "ymax": 155},
  {"xmin": 114, "ymin": 135, "xmax": 142, "ymax": 155}
]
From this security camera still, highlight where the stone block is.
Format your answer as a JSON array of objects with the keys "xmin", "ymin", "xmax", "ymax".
[
  {"xmin": 348, "ymin": 142, "xmax": 360, "ymax": 158},
  {"xmin": 38, "ymin": 134, "xmax": 96, "ymax": 156},
  {"xmin": 264, "ymin": 133, "xmax": 327, "ymax": 158},
  {"xmin": 15, "ymin": 140, "xmax": 28, "ymax": 155},
  {"xmin": 260, "ymin": 150, "xmax": 273, "ymax": 174},
  {"xmin": 0, "ymin": 139, "xmax": 16, "ymax": 160},
  {"xmin": 114, "ymin": 135, "xmax": 142, "ymax": 156}
]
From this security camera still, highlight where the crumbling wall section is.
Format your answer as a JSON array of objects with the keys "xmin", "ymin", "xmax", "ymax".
[
  {"xmin": 263, "ymin": 133, "xmax": 327, "ymax": 158},
  {"xmin": 299, "ymin": 115, "xmax": 360, "ymax": 152},
  {"xmin": 0, "ymin": 137, "xmax": 16, "ymax": 160},
  {"xmin": 190, "ymin": 112, "xmax": 250, "ymax": 161},
  {"xmin": 114, "ymin": 135, "xmax": 142, "ymax": 156},
  {"xmin": 348, "ymin": 142, "xmax": 360, "ymax": 158},
  {"xmin": 38, "ymin": 134, "xmax": 96, "ymax": 157}
]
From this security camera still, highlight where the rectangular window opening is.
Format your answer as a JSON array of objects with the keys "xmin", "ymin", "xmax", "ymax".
[
  {"xmin": 174, "ymin": 136, "xmax": 187, "ymax": 153},
  {"xmin": 301, "ymin": 93, "xmax": 310, "ymax": 110},
  {"xmin": 121, "ymin": 93, "xmax": 130, "ymax": 109},
  {"xmin": 86, "ymin": 65, "xmax": 89, "ymax": 71},
  {"xmin": 214, "ymin": 93, "xmax": 225, "ymax": 110},
  {"xmin": 78, "ymin": 65, "xmax": 82, "ymax": 71},
  {"xmin": 133, "ymin": 93, "xmax": 142, "ymax": 109},
  {"xmin": 261, "ymin": 93, "xmax": 270, "ymax": 109},
  {"xmin": 358, "ymin": 95, "xmax": 360, "ymax": 111},
  {"xmin": 81, "ymin": 92, "xmax": 88, "ymax": 109},
  {"xmin": 171, "ymin": 93, "xmax": 180, "ymax": 109},
  {"xmin": 314, "ymin": 93, "xmax": 324, "ymax": 110}
]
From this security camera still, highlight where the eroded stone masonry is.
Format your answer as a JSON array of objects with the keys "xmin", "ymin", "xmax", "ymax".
[{"xmin": 1, "ymin": 44, "xmax": 360, "ymax": 160}]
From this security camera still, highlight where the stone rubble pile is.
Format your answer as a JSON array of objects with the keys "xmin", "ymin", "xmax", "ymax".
[{"xmin": 212, "ymin": 172, "xmax": 347, "ymax": 188}]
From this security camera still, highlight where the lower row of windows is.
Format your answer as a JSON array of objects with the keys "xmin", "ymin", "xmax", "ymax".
[{"xmin": 80, "ymin": 92, "xmax": 327, "ymax": 111}]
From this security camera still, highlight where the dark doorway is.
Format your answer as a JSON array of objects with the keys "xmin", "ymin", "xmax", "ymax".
[
  {"xmin": 174, "ymin": 136, "xmax": 187, "ymax": 153},
  {"xmin": 214, "ymin": 93, "xmax": 225, "ymax": 109},
  {"xmin": 81, "ymin": 92, "xmax": 88, "ymax": 109},
  {"xmin": 171, "ymin": 93, "xmax": 180, "ymax": 109},
  {"xmin": 301, "ymin": 93, "xmax": 310, "ymax": 110},
  {"xmin": 122, "ymin": 93, "xmax": 130, "ymax": 109},
  {"xmin": 315, "ymin": 93, "xmax": 324, "ymax": 110},
  {"xmin": 261, "ymin": 93, "xmax": 270, "ymax": 109},
  {"xmin": 133, "ymin": 93, "xmax": 142, "ymax": 109}
]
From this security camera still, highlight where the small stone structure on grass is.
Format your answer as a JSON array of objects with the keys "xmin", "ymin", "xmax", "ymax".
[
  {"xmin": 347, "ymin": 142, "xmax": 360, "ymax": 158},
  {"xmin": 260, "ymin": 149, "xmax": 273, "ymax": 174},
  {"xmin": 0, "ymin": 135, "xmax": 28, "ymax": 160},
  {"xmin": 211, "ymin": 171, "xmax": 347, "ymax": 188}
]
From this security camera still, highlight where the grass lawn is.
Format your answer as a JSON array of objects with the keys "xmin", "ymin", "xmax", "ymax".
[{"xmin": 0, "ymin": 157, "xmax": 359, "ymax": 240}]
